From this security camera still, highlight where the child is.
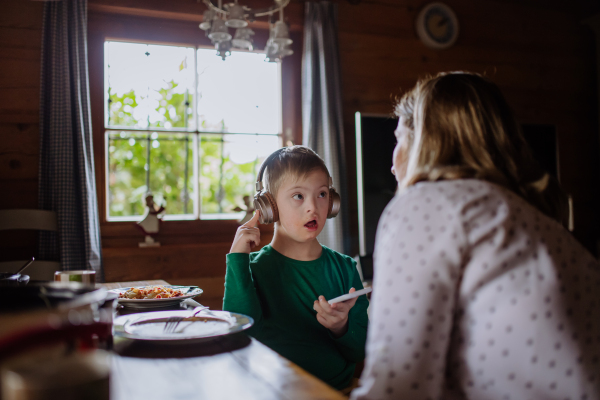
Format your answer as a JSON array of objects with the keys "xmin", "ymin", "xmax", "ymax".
[{"xmin": 223, "ymin": 146, "xmax": 369, "ymax": 390}]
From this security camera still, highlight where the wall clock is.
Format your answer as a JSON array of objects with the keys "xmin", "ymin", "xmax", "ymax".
[{"xmin": 415, "ymin": 2, "xmax": 459, "ymax": 50}]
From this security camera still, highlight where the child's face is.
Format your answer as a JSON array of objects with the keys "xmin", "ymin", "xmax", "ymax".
[{"xmin": 275, "ymin": 169, "xmax": 330, "ymax": 243}]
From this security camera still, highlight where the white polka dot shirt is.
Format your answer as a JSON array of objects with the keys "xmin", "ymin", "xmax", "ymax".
[{"xmin": 352, "ymin": 179, "xmax": 600, "ymax": 400}]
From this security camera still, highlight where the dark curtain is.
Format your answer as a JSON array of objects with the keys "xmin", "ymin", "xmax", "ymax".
[
  {"xmin": 38, "ymin": 0, "xmax": 104, "ymax": 281},
  {"xmin": 302, "ymin": 1, "xmax": 350, "ymax": 255}
]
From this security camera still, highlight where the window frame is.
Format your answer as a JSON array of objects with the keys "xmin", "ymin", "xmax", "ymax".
[
  {"xmin": 88, "ymin": 11, "xmax": 302, "ymax": 242},
  {"xmin": 103, "ymin": 40, "xmax": 283, "ymax": 222}
]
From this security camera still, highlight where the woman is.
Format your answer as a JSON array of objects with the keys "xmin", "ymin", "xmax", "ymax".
[{"xmin": 351, "ymin": 72, "xmax": 600, "ymax": 400}]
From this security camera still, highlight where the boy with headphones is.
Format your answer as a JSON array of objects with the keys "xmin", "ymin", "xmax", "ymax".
[{"xmin": 223, "ymin": 146, "xmax": 368, "ymax": 390}]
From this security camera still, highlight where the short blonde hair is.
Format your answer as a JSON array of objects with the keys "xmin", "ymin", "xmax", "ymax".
[
  {"xmin": 395, "ymin": 72, "xmax": 567, "ymax": 223},
  {"xmin": 263, "ymin": 146, "xmax": 330, "ymax": 198}
]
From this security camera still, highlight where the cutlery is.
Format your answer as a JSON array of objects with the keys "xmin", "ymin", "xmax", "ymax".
[
  {"xmin": 16, "ymin": 257, "xmax": 35, "ymax": 275},
  {"xmin": 163, "ymin": 305, "xmax": 209, "ymax": 334}
]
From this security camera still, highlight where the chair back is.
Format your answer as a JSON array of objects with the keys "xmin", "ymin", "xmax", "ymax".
[
  {"xmin": 0, "ymin": 209, "xmax": 60, "ymax": 280},
  {"xmin": 0, "ymin": 209, "xmax": 57, "ymax": 231}
]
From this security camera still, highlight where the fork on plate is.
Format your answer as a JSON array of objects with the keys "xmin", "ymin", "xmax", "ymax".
[{"xmin": 163, "ymin": 305, "xmax": 209, "ymax": 334}]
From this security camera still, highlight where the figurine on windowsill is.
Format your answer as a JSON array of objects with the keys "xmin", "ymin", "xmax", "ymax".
[
  {"xmin": 233, "ymin": 195, "xmax": 255, "ymax": 225},
  {"xmin": 136, "ymin": 192, "xmax": 165, "ymax": 248}
]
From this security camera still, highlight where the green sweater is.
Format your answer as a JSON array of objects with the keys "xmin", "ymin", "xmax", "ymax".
[{"xmin": 223, "ymin": 245, "xmax": 369, "ymax": 390}]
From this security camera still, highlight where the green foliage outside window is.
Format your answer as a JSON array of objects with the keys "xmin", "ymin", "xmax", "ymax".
[
  {"xmin": 108, "ymin": 132, "xmax": 194, "ymax": 217},
  {"xmin": 105, "ymin": 42, "xmax": 280, "ymax": 220},
  {"xmin": 108, "ymin": 132, "xmax": 148, "ymax": 217},
  {"xmin": 199, "ymin": 135, "xmax": 259, "ymax": 215},
  {"xmin": 108, "ymin": 88, "xmax": 138, "ymax": 127},
  {"xmin": 108, "ymin": 80, "xmax": 193, "ymax": 129},
  {"xmin": 107, "ymin": 88, "xmax": 266, "ymax": 219},
  {"xmin": 152, "ymin": 81, "xmax": 193, "ymax": 129}
]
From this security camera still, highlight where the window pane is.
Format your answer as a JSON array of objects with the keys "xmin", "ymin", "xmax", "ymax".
[
  {"xmin": 200, "ymin": 134, "xmax": 280, "ymax": 219},
  {"xmin": 104, "ymin": 41, "xmax": 283, "ymax": 222},
  {"xmin": 107, "ymin": 131, "xmax": 196, "ymax": 220},
  {"xmin": 107, "ymin": 132, "xmax": 149, "ymax": 218},
  {"xmin": 197, "ymin": 49, "xmax": 280, "ymax": 134},
  {"xmin": 105, "ymin": 42, "xmax": 195, "ymax": 130}
]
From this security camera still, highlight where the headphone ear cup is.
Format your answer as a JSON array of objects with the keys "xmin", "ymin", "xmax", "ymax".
[
  {"xmin": 253, "ymin": 191, "xmax": 279, "ymax": 224},
  {"xmin": 327, "ymin": 188, "xmax": 341, "ymax": 219},
  {"xmin": 264, "ymin": 191, "xmax": 279, "ymax": 223}
]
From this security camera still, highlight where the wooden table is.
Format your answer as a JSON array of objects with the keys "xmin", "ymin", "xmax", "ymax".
[{"xmin": 99, "ymin": 281, "xmax": 347, "ymax": 400}]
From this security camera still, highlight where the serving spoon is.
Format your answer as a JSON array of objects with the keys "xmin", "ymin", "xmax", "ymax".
[{"xmin": 16, "ymin": 257, "xmax": 35, "ymax": 275}]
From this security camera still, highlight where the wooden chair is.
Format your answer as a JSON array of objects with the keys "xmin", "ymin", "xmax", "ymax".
[{"xmin": 0, "ymin": 209, "xmax": 61, "ymax": 281}]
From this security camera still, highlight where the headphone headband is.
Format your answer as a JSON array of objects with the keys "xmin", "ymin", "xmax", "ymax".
[
  {"xmin": 256, "ymin": 148, "xmax": 337, "ymax": 191},
  {"xmin": 255, "ymin": 148, "xmax": 286, "ymax": 192}
]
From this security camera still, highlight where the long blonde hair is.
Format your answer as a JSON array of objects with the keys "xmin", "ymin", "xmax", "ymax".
[{"xmin": 395, "ymin": 72, "xmax": 567, "ymax": 223}]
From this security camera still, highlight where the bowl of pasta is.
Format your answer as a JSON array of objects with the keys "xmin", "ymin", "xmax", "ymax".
[{"xmin": 108, "ymin": 285, "xmax": 203, "ymax": 309}]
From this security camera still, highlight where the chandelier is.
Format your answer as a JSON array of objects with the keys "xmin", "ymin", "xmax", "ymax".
[{"xmin": 199, "ymin": 0, "xmax": 293, "ymax": 62}]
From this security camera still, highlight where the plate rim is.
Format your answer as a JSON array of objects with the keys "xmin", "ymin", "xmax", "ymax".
[
  {"xmin": 108, "ymin": 285, "xmax": 203, "ymax": 303},
  {"xmin": 113, "ymin": 310, "xmax": 254, "ymax": 342}
]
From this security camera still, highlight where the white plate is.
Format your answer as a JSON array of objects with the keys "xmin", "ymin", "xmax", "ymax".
[
  {"xmin": 108, "ymin": 286, "xmax": 203, "ymax": 309},
  {"xmin": 113, "ymin": 309, "xmax": 253, "ymax": 343}
]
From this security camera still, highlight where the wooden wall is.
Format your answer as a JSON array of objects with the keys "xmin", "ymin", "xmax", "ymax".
[
  {"xmin": 0, "ymin": 1, "xmax": 43, "ymax": 261},
  {"xmin": 336, "ymin": 0, "xmax": 599, "ymax": 255},
  {"xmin": 0, "ymin": 0, "xmax": 598, "ymax": 309}
]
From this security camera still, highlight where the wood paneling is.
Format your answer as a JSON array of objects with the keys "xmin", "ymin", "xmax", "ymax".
[
  {"xmin": 103, "ymin": 243, "xmax": 231, "ymax": 281},
  {"xmin": 0, "ymin": 0, "xmax": 43, "ymax": 262},
  {"xmin": 0, "ymin": 124, "xmax": 39, "ymax": 181},
  {"xmin": 88, "ymin": 0, "xmax": 304, "ymax": 31},
  {"xmin": 336, "ymin": 0, "xmax": 599, "ymax": 254}
]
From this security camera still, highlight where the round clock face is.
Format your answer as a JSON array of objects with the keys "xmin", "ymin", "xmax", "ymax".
[{"xmin": 416, "ymin": 2, "xmax": 459, "ymax": 50}]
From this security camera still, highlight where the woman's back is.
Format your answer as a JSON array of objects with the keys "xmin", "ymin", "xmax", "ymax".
[{"xmin": 353, "ymin": 178, "xmax": 600, "ymax": 399}]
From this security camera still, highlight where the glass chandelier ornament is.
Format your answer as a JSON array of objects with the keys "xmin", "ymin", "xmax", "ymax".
[
  {"xmin": 199, "ymin": 9, "xmax": 215, "ymax": 30},
  {"xmin": 199, "ymin": 0, "xmax": 292, "ymax": 62},
  {"xmin": 225, "ymin": 3, "xmax": 248, "ymax": 28},
  {"xmin": 232, "ymin": 27, "xmax": 254, "ymax": 51},
  {"xmin": 271, "ymin": 20, "xmax": 292, "ymax": 47},
  {"xmin": 264, "ymin": 12, "xmax": 293, "ymax": 62},
  {"xmin": 208, "ymin": 17, "xmax": 232, "ymax": 42},
  {"xmin": 216, "ymin": 39, "xmax": 232, "ymax": 60}
]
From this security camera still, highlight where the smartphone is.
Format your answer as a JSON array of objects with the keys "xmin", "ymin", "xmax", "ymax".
[{"xmin": 328, "ymin": 287, "xmax": 373, "ymax": 304}]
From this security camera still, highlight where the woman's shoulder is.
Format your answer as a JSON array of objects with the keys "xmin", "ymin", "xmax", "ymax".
[
  {"xmin": 388, "ymin": 179, "xmax": 490, "ymax": 210},
  {"xmin": 390, "ymin": 179, "xmax": 517, "ymax": 210},
  {"xmin": 381, "ymin": 179, "xmax": 528, "ymax": 243}
]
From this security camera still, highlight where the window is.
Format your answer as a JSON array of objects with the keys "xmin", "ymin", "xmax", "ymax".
[{"xmin": 105, "ymin": 41, "xmax": 282, "ymax": 221}]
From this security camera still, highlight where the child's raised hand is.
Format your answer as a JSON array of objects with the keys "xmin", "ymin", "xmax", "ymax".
[
  {"xmin": 313, "ymin": 288, "xmax": 358, "ymax": 338},
  {"xmin": 229, "ymin": 210, "xmax": 261, "ymax": 254}
]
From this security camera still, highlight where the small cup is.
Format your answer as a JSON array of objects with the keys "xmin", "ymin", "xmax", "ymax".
[{"xmin": 54, "ymin": 270, "xmax": 96, "ymax": 286}]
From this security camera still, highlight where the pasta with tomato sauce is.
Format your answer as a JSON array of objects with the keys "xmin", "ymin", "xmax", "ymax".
[{"xmin": 118, "ymin": 285, "xmax": 184, "ymax": 300}]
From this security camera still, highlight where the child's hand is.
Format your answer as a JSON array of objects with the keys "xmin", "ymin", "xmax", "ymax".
[
  {"xmin": 229, "ymin": 211, "xmax": 261, "ymax": 254},
  {"xmin": 313, "ymin": 288, "xmax": 358, "ymax": 338}
]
